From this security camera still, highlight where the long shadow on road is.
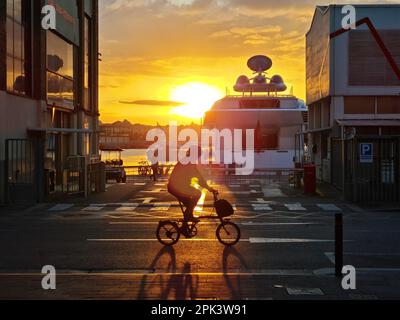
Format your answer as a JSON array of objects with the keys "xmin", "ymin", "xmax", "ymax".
[
  {"xmin": 137, "ymin": 246, "xmax": 199, "ymax": 300},
  {"xmin": 137, "ymin": 245, "xmax": 249, "ymax": 300},
  {"xmin": 223, "ymin": 247, "xmax": 249, "ymax": 299}
]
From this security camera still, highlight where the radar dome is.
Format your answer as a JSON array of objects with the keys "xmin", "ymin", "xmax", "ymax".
[
  {"xmin": 270, "ymin": 75, "xmax": 284, "ymax": 85},
  {"xmin": 270, "ymin": 75, "xmax": 287, "ymax": 92},
  {"xmin": 236, "ymin": 75, "xmax": 250, "ymax": 85}
]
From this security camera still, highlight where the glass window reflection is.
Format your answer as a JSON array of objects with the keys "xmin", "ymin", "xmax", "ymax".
[{"xmin": 46, "ymin": 31, "xmax": 74, "ymax": 109}]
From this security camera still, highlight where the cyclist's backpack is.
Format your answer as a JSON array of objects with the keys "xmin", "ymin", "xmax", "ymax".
[{"xmin": 214, "ymin": 199, "xmax": 234, "ymax": 218}]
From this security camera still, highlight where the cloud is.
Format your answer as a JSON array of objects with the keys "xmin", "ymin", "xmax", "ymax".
[{"xmin": 119, "ymin": 100, "xmax": 186, "ymax": 106}]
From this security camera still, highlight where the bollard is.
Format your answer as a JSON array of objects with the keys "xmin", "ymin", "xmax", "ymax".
[{"xmin": 335, "ymin": 213, "xmax": 344, "ymax": 277}]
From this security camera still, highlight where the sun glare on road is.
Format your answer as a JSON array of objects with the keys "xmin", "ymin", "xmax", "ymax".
[{"xmin": 170, "ymin": 82, "xmax": 224, "ymax": 119}]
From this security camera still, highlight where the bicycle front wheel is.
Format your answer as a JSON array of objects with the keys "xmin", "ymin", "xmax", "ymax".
[
  {"xmin": 216, "ymin": 222, "xmax": 241, "ymax": 246},
  {"xmin": 156, "ymin": 221, "xmax": 180, "ymax": 246}
]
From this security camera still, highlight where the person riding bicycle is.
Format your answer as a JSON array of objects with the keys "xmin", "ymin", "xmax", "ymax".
[{"xmin": 168, "ymin": 147, "xmax": 217, "ymax": 223}]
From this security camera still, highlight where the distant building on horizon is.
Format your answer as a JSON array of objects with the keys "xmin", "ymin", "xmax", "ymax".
[
  {"xmin": 0, "ymin": 0, "xmax": 100, "ymax": 204},
  {"xmin": 99, "ymin": 120, "xmax": 203, "ymax": 150},
  {"xmin": 100, "ymin": 120, "xmax": 134, "ymax": 149},
  {"xmin": 306, "ymin": 4, "xmax": 400, "ymax": 202}
]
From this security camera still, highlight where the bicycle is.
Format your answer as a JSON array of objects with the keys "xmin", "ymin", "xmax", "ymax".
[{"xmin": 156, "ymin": 191, "xmax": 241, "ymax": 247}]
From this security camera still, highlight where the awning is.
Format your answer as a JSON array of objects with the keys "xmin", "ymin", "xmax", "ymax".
[
  {"xmin": 304, "ymin": 127, "xmax": 332, "ymax": 134},
  {"xmin": 337, "ymin": 119, "xmax": 400, "ymax": 127}
]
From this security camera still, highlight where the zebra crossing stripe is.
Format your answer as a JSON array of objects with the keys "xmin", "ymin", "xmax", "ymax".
[
  {"xmin": 252, "ymin": 204, "xmax": 273, "ymax": 211},
  {"xmin": 82, "ymin": 205, "xmax": 105, "ymax": 212},
  {"xmin": 317, "ymin": 204, "xmax": 342, "ymax": 212},
  {"xmin": 285, "ymin": 203, "xmax": 307, "ymax": 211},
  {"xmin": 49, "ymin": 202, "xmax": 344, "ymax": 214},
  {"xmin": 116, "ymin": 204, "xmax": 139, "ymax": 212},
  {"xmin": 49, "ymin": 204, "xmax": 74, "ymax": 212}
]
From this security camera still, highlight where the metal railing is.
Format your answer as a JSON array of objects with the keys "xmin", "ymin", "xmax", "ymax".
[
  {"xmin": 121, "ymin": 164, "xmax": 303, "ymax": 188},
  {"xmin": 203, "ymin": 167, "xmax": 303, "ymax": 188}
]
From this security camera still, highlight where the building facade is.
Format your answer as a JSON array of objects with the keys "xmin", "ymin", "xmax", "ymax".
[
  {"xmin": 0, "ymin": 0, "xmax": 99, "ymax": 203},
  {"xmin": 306, "ymin": 5, "xmax": 400, "ymax": 202},
  {"xmin": 100, "ymin": 120, "xmax": 133, "ymax": 149}
]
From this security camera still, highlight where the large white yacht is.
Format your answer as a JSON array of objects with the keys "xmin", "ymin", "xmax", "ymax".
[{"xmin": 203, "ymin": 56, "xmax": 308, "ymax": 169}]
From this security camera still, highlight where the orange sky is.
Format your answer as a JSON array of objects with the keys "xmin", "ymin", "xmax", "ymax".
[{"xmin": 98, "ymin": 0, "xmax": 388, "ymax": 125}]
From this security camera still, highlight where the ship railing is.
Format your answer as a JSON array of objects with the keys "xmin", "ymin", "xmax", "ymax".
[{"xmin": 225, "ymin": 93, "xmax": 296, "ymax": 98}]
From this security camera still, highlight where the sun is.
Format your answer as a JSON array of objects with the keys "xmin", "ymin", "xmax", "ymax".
[{"xmin": 170, "ymin": 82, "xmax": 224, "ymax": 119}]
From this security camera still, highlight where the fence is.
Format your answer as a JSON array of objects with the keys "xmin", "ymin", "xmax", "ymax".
[
  {"xmin": 63, "ymin": 156, "xmax": 86, "ymax": 194},
  {"xmin": 332, "ymin": 136, "xmax": 400, "ymax": 203},
  {"xmin": 4, "ymin": 139, "xmax": 38, "ymax": 204},
  {"xmin": 121, "ymin": 164, "xmax": 303, "ymax": 188},
  {"xmin": 349, "ymin": 136, "xmax": 400, "ymax": 203}
]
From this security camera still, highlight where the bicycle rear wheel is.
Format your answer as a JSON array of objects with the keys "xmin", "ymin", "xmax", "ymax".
[
  {"xmin": 157, "ymin": 221, "xmax": 180, "ymax": 246},
  {"xmin": 216, "ymin": 222, "xmax": 241, "ymax": 246}
]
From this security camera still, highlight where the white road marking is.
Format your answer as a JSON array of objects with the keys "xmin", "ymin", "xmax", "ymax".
[
  {"xmin": 107, "ymin": 222, "xmax": 319, "ymax": 226},
  {"xmin": 287, "ymin": 288, "xmax": 324, "ymax": 296},
  {"xmin": 82, "ymin": 205, "xmax": 105, "ymax": 212},
  {"xmin": 7, "ymin": 268, "xmax": 400, "ymax": 277},
  {"xmin": 140, "ymin": 189, "xmax": 165, "ymax": 193},
  {"xmin": 285, "ymin": 203, "xmax": 307, "ymax": 211},
  {"xmin": 134, "ymin": 183, "xmax": 147, "ymax": 186},
  {"xmin": 263, "ymin": 188, "xmax": 285, "ymax": 197},
  {"xmin": 0, "ymin": 270, "xmax": 316, "ymax": 277},
  {"xmin": 324, "ymin": 252, "xmax": 336, "ymax": 264},
  {"xmin": 252, "ymin": 204, "xmax": 273, "ymax": 211},
  {"xmin": 231, "ymin": 190, "xmax": 259, "ymax": 195},
  {"xmin": 249, "ymin": 238, "xmax": 334, "ymax": 244},
  {"xmin": 88, "ymin": 238, "xmax": 219, "ymax": 242},
  {"xmin": 150, "ymin": 203, "xmax": 171, "ymax": 211},
  {"xmin": 317, "ymin": 204, "xmax": 342, "ymax": 212},
  {"xmin": 49, "ymin": 204, "xmax": 74, "ymax": 212},
  {"xmin": 88, "ymin": 238, "xmax": 334, "ymax": 244},
  {"xmin": 116, "ymin": 204, "xmax": 139, "ymax": 212},
  {"xmin": 242, "ymin": 222, "xmax": 320, "ymax": 226}
]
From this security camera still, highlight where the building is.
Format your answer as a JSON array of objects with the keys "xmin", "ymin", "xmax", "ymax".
[
  {"xmin": 306, "ymin": 5, "xmax": 400, "ymax": 202},
  {"xmin": 0, "ymin": 0, "xmax": 100, "ymax": 204},
  {"xmin": 100, "ymin": 120, "xmax": 133, "ymax": 149}
]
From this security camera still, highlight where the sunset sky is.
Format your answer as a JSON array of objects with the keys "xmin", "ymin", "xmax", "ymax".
[{"xmin": 98, "ymin": 0, "xmax": 391, "ymax": 125}]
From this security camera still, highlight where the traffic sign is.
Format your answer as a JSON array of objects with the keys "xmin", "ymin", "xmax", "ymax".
[{"xmin": 360, "ymin": 143, "xmax": 373, "ymax": 163}]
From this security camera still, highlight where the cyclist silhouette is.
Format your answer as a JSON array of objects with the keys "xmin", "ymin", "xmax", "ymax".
[{"xmin": 168, "ymin": 147, "xmax": 217, "ymax": 223}]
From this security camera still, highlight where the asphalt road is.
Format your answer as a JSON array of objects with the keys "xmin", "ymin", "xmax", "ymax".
[{"xmin": 0, "ymin": 179, "xmax": 400, "ymax": 300}]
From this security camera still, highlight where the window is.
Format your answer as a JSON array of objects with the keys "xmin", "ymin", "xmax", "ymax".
[
  {"xmin": 344, "ymin": 96, "xmax": 375, "ymax": 114},
  {"xmin": 255, "ymin": 129, "xmax": 279, "ymax": 150},
  {"xmin": 84, "ymin": 16, "xmax": 92, "ymax": 111},
  {"xmin": 6, "ymin": 0, "xmax": 30, "ymax": 95},
  {"xmin": 240, "ymin": 99, "xmax": 280, "ymax": 109},
  {"xmin": 47, "ymin": 31, "xmax": 74, "ymax": 110},
  {"xmin": 377, "ymin": 97, "xmax": 400, "ymax": 114}
]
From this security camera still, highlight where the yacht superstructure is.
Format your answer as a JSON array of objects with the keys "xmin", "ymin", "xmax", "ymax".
[{"xmin": 204, "ymin": 56, "xmax": 307, "ymax": 169}]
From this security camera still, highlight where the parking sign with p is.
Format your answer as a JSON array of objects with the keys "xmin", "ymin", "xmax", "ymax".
[{"xmin": 360, "ymin": 143, "xmax": 373, "ymax": 163}]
